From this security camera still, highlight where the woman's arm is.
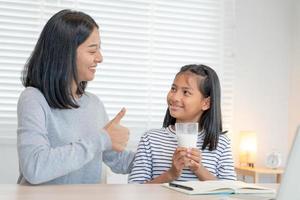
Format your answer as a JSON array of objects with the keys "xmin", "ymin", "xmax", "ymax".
[
  {"xmin": 17, "ymin": 89, "xmax": 110, "ymax": 184},
  {"xmin": 103, "ymin": 150, "xmax": 135, "ymax": 174}
]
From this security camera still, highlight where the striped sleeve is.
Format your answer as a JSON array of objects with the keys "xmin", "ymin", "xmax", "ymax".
[
  {"xmin": 216, "ymin": 135, "xmax": 236, "ymax": 180},
  {"xmin": 128, "ymin": 133, "xmax": 153, "ymax": 183}
]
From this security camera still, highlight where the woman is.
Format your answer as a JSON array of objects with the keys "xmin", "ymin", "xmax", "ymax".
[{"xmin": 17, "ymin": 9, "xmax": 134, "ymax": 185}]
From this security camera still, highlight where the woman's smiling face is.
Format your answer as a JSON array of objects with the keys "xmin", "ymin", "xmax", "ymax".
[{"xmin": 76, "ymin": 27, "xmax": 102, "ymax": 82}]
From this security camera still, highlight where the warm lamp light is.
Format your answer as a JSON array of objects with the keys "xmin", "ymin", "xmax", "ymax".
[{"xmin": 239, "ymin": 131, "xmax": 257, "ymax": 168}]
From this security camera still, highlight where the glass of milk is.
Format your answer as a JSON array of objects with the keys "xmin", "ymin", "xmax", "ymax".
[
  {"xmin": 175, "ymin": 122, "xmax": 198, "ymax": 167},
  {"xmin": 176, "ymin": 122, "xmax": 198, "ymax": 148}
]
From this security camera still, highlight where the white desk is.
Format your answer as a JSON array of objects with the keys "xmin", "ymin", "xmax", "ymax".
[
  {"xmin": 235, "ymin": 166, "xmax": 284, "ymax": 183},
  {"xmin": 0, "ymin": 183, "xmax": 278, "ymax": 200}
]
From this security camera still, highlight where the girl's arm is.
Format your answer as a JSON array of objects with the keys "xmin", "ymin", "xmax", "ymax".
[
  {"xmin": 187, "ymin": 148, "xmax": 217, "ymax": 181},
  {"xmin": 216, "ymin": 136, "xmax": 237, "ymax": 180},
  {"xmin": 128, "ymin": 134, "xmax": 153, "ymax": 183},
  {"xmin": 147, "ymin": 147, "xmax": 187, "ymax": 184}
]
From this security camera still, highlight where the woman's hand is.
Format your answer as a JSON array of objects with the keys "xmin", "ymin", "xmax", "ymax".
[
  {"xmin": 167, "ymin": 147, "xmax": 187, "ymax": 181},
  {"xmin": 104, "ymin": 108, "xmax": 129, "ymax": 152}
]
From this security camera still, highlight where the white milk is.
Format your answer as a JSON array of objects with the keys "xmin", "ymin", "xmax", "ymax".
[{"xmin": 177, "ymin": 133, "xmax": 197, "ymax": 148}]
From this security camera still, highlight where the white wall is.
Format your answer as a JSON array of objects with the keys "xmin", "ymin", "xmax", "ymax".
[{"xmin": 232, "ymin": 0, "xmax": 293, "ymax": 170}]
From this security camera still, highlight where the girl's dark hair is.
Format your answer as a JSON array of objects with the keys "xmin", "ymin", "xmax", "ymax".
[
  {"xmin": 163, "ymin": 64, "xmax": 224, "ymax": 151},
  {"xmin": 22, "ymin": 9, "xmax": 99, "ymax": 108}
]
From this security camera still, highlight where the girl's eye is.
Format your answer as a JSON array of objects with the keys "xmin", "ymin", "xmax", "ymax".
[
  {"xmin": 171, "ymin": 87, "xmax": 176, "ymax": 92},
  {"xmin": 183, "ymin": 90, "xmax": 191, "ymax": 96},
  {"xmin": 89, "ymin": 51, "xmax": 96, "ymax": 54}
]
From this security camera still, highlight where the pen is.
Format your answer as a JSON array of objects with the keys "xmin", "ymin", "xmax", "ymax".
[{"xmin": 169, "ymin": 182, "xmax": 194, "ymax": 191}]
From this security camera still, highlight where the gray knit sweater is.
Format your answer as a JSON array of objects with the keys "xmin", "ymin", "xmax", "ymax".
[{"xmin": 17, "ymin": 87, "xmax": 134, "ymax": 185}]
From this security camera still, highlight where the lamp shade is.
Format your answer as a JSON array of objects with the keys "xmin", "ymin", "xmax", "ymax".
[{"xmin": 239, "ymin": 131, "xmax": 257, "ymax": 167}]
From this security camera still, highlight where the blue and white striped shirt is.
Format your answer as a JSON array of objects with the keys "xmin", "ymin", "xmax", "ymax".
[{"xmin": 128, "ymin": 126, "xmax": 236, "ymax": 183}]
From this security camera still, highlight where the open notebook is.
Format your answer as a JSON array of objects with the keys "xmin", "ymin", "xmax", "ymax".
[{"xmin": 163, "ymin": 180, "xmax": 275, "ymax": 195}]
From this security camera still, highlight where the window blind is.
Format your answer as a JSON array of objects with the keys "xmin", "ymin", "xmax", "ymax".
[{"xmin": 0, "ymin": 0, "xmax": 235, "ymax": 148}]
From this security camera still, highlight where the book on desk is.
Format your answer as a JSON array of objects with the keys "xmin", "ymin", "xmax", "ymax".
[{"xmin": 163, "ymin": 180, "xmax": 276, "ymax": 195}]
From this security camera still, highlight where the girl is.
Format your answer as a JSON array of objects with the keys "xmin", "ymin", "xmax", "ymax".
[
  {"xmin": 17, "ymin": 9, "xmax": 134, "ymax": 185},
  {"xmin": 128, "ymin": 64, "xmax": 236, "ymax": 183}
]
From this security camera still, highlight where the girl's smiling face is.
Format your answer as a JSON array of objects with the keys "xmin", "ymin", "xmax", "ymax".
[{"xmin": 167, "ymin": 72, "xmax": 210, "ymax": 123}]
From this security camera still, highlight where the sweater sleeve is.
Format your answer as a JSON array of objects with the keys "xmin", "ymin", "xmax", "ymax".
[
  {"xmin": 102, "ymin": 150, "xmax": 135, "ymax": 174},
  {"xmin": 97, "ymin": 96, "xmax": 135, "ymax": 175},
  {"xmin": 128, "ymin": 133, "xmax": 153, "ymax": 183},
  {"xmin": 17, "ymin": 89, "xmax": 111, "ymax": 184}
]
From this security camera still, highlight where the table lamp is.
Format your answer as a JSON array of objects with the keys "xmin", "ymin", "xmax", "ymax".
[{"xmin": 239, "ymin": 131, "xmax": 257, "ymax": 168}]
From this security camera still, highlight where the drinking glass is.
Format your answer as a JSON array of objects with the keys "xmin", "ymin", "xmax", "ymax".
[
  {"xmin": 175, "ymin": 122, "xmax": 198, "ymax": 167},
  {"xmin": 175, "ymin": 122, "xmax": 198, "ymax": 148}
]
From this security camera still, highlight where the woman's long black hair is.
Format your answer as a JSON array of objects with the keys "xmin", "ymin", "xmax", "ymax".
[
  {"xmin": 22, "ymin": 9, "xmax": 98, "ymax": 109},
  {"xmin": 163, "ymin": 64, "xmax": 224, "ymax": 151}
]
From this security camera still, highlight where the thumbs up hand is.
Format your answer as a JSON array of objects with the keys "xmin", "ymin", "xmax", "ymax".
[{"xmin": 104, "ymin": 108, "xmax": 129, "ymax": 152}]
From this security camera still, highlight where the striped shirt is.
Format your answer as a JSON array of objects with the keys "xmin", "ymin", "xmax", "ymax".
[{"xmin": 128, "ymin": 126, "xmax": 236, "ymax": 183}]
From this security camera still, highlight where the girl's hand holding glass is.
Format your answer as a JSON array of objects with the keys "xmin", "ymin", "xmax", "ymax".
[
  {"xmin": 168, "ymin": 147, "xmax": 187, "ymax": 180},
  {"xmin": 186, "ymin": 148, "xmax": 202, "ymax": 172}
]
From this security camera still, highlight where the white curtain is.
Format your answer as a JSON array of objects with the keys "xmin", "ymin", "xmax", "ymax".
[{"xmin": 0, "ymin": 0, "xmax": 235, "ymax": 148}]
